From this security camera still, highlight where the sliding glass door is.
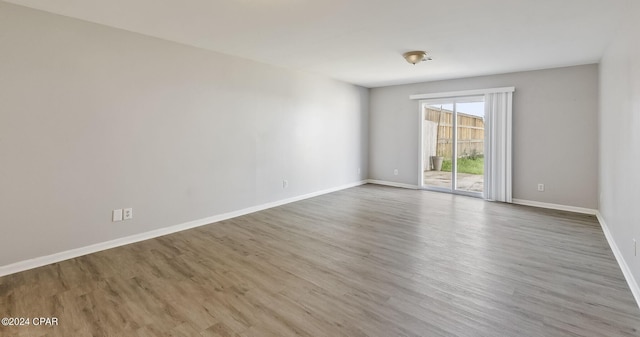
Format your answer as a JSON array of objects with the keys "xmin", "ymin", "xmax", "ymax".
[{"xmin": 421, "ymin": 96, "xmax": 485, "ymax": 197}]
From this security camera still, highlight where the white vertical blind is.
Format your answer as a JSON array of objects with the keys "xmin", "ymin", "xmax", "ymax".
[{"xmin": 484, "ymin": 91, "xmax": 514, "ymax": 202}]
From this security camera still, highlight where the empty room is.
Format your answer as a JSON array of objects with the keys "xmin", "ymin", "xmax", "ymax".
[{"xmin": 1, "ymin": 0, "xmax": 639, "ymax": 336}]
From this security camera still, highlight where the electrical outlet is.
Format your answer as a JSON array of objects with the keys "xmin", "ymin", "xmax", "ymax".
[
  {"xmin": 537, "ymin": 183, "xmax": 545, "ymax": 192},
  {"xmin": 124, "ymin": 208, "xmax": 133, "ymax": 220},
  {"xmin": 283, "ymin": 180, "xmax": 288, "ymax": 189},
  {"xmin": 112, "ymin": 209, "xmax": 123, "ymax": 222},
  {"xmin": 634, "ymin": 239, "xmax": 637, "ymax": 257},
  {"xmin": 394, "ymin": 169, "xmax": 399, "ymax": 176}
]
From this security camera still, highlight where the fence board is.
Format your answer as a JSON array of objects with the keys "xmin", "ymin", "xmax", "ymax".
[{"xmin": 425, "ymin": 107, "xmax": 484, "ymax": 158}]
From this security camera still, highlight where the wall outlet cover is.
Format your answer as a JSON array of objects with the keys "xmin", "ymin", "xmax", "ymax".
[{"xmin": 124, "ymin": 208, "xmax": 133, "ymax": 220}]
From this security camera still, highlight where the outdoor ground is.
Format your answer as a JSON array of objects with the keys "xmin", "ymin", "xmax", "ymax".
[
  {"xmin": 424, "ymin": 157, "xmax": 484, "ymax": 192},
  {"xmin": 423, "ymin": 171, "xmax": 484, "ymax": 192}
]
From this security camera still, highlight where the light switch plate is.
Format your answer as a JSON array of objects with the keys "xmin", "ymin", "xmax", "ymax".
[{"xmin": 112, "ymin": 209, "xmax": 123, "ymax": 222}]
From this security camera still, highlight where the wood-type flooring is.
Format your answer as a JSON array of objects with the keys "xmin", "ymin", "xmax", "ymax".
[{"xmin": 1, "ymin": 184, "xmax": 639, "ymax": 336}]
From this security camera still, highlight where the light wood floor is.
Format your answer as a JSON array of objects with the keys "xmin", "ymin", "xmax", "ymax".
[{"xmin": 1, "ymin": 184, "xmax": 639, "ymax": 337}]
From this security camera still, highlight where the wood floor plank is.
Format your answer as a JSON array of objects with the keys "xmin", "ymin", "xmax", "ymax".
[{"xmin": 1, "ymin": 184, "xmax": 639, "ymax": 336}]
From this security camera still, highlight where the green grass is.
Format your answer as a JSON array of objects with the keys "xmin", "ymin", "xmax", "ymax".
[{"xmin": 441, "ymin": 157, "xmax": 484, "ymax": 175}]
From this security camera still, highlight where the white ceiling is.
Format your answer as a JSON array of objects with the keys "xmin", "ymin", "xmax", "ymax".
[{"xmin": 3, "ymin": 0, "xmax": 627, "ymax": 87}]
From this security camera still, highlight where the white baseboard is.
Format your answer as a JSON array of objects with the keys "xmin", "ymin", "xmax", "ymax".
[
  {"xmin": 512, "ymin": 198, "xmax": 597, "ymax": 215},
  {"xmin": 367, "ymin": 179, "xmax": 419, "ymax": 190},
  {"xmin": 0, "ymin": 180, "xmax": 367, "ymax": 277},
  {"xmin": 596, "ymin": 211, "xmax": 640, "ymax": 309}
]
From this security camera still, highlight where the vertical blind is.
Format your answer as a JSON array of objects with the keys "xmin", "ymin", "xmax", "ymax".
[{"xmin": 484, "ymin": 90, "xmax": 513, "ymax": 202}]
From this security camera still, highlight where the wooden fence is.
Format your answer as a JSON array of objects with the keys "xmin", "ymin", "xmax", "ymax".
[{"xmin": 425, "ymin": 107, "xmax": 484, "ymax": 158}]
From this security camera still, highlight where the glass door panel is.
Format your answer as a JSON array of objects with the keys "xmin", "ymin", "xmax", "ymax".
[
  {"xmin": 454, "ymin": 100, "xmax": 485, "ymax": 194},
  {"xmin": 423, "ymin": 102, "xmax": 453, "ymax": 191}
]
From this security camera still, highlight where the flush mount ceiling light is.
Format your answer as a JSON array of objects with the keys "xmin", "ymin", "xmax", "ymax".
[{"xmin": 403, "ymin": 51, "xmax": 432, "ymax": 65}]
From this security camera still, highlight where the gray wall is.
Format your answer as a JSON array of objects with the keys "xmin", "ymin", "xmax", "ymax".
[
  {"xmin": 0, "ymin": 3, "xmax": 369, "ymax": 266},
  {"xmin": 369, "ymin": 64, "xmax": 599, "ymax": 209},
  {"xmin": 599, "ymin": 1, "xmax": 640, "ymax": 288}
]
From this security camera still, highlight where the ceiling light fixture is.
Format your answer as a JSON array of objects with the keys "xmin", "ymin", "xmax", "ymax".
[{"xmin": 403, "ymin": 51, "xmax": 432, "ymax": 65}]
